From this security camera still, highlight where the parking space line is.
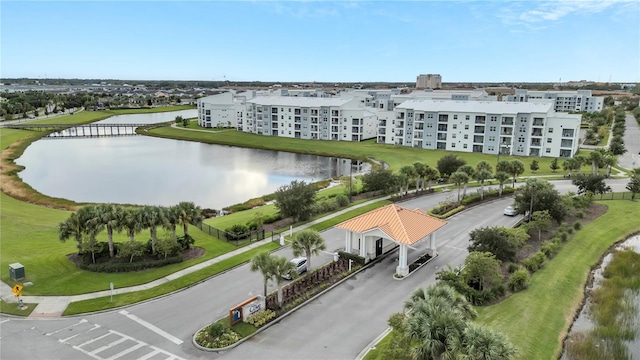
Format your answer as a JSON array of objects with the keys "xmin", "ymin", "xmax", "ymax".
[
  {"xmin": 119, "ymin": 310, "xmax": 183, "ymax": 345},
  {"xmin": 89, "ymin": 336, "xmax": 129, "ymax": 355},
  {"xmin": 104, "ymin": 342, "xmax": 146, "ymax": 360}
]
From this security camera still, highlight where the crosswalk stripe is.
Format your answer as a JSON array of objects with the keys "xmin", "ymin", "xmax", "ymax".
[
  {"xmin": 104, "ymin": 342, "xmax": 146, "ymax": 360},
  {"xmin": 89, "ymin": 336, "xmax": 129, "ymax": 355}
]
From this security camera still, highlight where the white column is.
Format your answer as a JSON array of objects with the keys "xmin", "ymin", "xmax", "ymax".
[
  {"xmin": 359, "ymin": 235, "xmax": 367, "ymax": 258},
  {"xmin": 345, "ymin": 231, "xmax": 352, "ymax": 253},
  {"xmin": 427, "ymin": 233, "xmax": 437, "ymax": 257},
  {"xmin": 396, "ymin": 244, "xmax": 409, "ymax": 276}
]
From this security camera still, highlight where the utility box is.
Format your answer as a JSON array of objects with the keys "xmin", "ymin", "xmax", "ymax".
[{"xmin": 9, "ymin": 263, "xmax": 25, "ymax": 281}]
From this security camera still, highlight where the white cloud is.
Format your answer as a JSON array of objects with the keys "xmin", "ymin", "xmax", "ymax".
[{"xmin": 497, "ymin": 0, "xmax": 637, "ymax": 28}]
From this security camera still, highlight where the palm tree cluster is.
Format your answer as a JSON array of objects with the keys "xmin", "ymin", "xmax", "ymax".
[
  {"xmin": 58, "ymin": 202, "xmax": 203, "ymax": 264},
  {"xmin": 397, "ymin": 162, "xmax": 441, "ymax": 195},
  {"xmin": 385, "ymin": 284, "xmax": 516, "ymax": 360},
  {"xmin": 448, "ymin": 160, "xmax": 517, "ymax": 204}
]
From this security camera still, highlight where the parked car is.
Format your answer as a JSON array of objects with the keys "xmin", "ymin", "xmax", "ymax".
[
  {"xmin": 504, "ymin": 206, "xmax": 517, "ymax": 216},
  {"xmin": 283, "ymin": 257, "xmax": 308, "ymax": 280}
]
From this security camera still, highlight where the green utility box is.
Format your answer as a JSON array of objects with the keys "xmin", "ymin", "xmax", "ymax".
[{"xmin": 9, "ymin": 263, "xmax": 25, "ymax": 281}]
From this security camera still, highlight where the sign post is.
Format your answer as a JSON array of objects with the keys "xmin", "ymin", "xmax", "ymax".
[
  {"xmin": 110, "ymin": 282, "xmax": 114, "ymax": 302},
  {"xmin": 11, "ymin": 283, "xmax": 24, "ymax": 308}
]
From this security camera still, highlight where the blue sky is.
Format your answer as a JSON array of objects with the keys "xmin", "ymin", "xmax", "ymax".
[{"xmin": 2, "ymin": 1, "xmax": 639, "ymax": 83}]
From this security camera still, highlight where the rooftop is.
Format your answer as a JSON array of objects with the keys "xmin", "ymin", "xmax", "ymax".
[
  {"xmin": 336, "ymin": 204, "xmax": 447, "ymax": 246},
  {"xmin": 247, "ymin": 96, "xmax": 353, "ymax": 108},
  {"xmin": 396, "ymin": 99, "xmax": 553, "ymax": 114}
]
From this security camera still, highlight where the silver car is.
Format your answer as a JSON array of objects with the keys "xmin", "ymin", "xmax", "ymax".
[
  {"xmin": 283, "ymin": 257, "xmax": 308, "ymax": 280},
  {"xmin": 504, "ymin": 206, "xmax": 517, "ymax": 216}
]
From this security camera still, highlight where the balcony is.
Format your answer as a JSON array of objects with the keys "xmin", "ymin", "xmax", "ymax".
[
  {"xmin": 397, "ymin": 113, "xmax": 405, "ymax": 120},
  {"xmin": 379, "ymin": 120, "xmax": 387, "ymax": 127},
  {"xmin": 531, "ymin": 130, "xmax": 543, "ymax": 136},
  {"xmin": 500, "ymin": 129, "xmax": 513, "ymax": 135},
  {"xmin": 475, "ymin": 116, "xmax": 486, "ymax": 124},
  {"xmin": 474, "ymin": 126, "xmax": 485, "ymax": 134},
  {"xmin": 501, "ymin": 119, "xmax": 514, "ymax": 126}
]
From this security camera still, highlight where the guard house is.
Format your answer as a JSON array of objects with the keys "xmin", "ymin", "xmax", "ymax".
[{"xmin": 336, "ymin": 204, "xmax": 447, "ymax": 276}]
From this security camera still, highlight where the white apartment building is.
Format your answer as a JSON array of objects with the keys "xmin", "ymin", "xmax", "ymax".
[
  {"xmin": 383, "ymin": 100, "xmax": 581, "ymax": 158},
  {"xmin": 416, "ymin": 74, "xmax": 442, "ymax": 89},
  {"xmin": 504, "ymin": 89, "xmax": 603, "ymax": 113},
  {"xmin": 244, "ymin": 96, "xmax": 378, "ymax": 141},
  {"xmin": 197, "ymin": 92, "xmax": 247, "ymax": 129}
]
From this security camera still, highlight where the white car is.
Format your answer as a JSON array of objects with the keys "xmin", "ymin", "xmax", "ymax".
[
  {"xmin": 282, "ymin": 257, "xmax": 308, "ymax": 280},
  {"xmin": 504, "ymin": 206, "xmax": 517, "ymax": 216}
]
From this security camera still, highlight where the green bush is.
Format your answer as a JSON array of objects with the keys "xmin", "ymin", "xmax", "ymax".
[
  {"xmin": 522, "ymin": 251, "xmax": 546, "ymax": 272},
  {"xmin": 461, "ymin": 194, "xmax": 481, "ymax": 205},
  {"xmin": 573, "ymin": 221, "xmax": 582, "ymax": 230},
  {"xmin": 428, "ymin": 205, "xmax": 465, "ymax": 219},
  {"xmin": 508, "ymin": 268, "xmax": 531, "ymax": 292},
  {"xmin": 567, "ymin": 228, "xmax": 574, "ymax": 235},
  {"xmin": 79, "ymin": 255, "xmax": 183, "ymax": 272},
  {"xmin": 338, "ymin": 251, "xmax": 366, "ymax": 266},
  {"xmin": 208, "ymin": 322, "xmax": 227, "ymax": 337},
  {"xmin": 246, "ymin": 309, "xmax": 276, "ymax": 328},
  {"xmin": 507, "ymin": 263, "xmax": 520, "ymax": 274},
  {"xmin": 559, "ymin": 231, "xmax": 569, "ymax": 242},
  {"xmin": 540, "ymin": 240, "xmax": 561, "ymax": 258},
  {"xmin": 576, "ymin": 211, "xmax": 585, "ymax": 219},
  {"xmin": 226, "ymin": 224, "xmax": 249, "ymax": 238}
]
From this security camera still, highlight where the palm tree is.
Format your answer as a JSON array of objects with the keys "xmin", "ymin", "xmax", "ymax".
[
  {"xmin": 404, "ymin": 284, "xmax": 476, "ymax": 321},
  {"xmin": 406, "ymin": 298, "xmax": 466, "ymax": 360},
  {"xmin": 58, "ymin": 212, "xmax": 85, "ymax": 251},
  {"xmin": 562, "ymin": 158, "xmax": 577, "ymax": 178},
  {"xmin": 176, "ymin": 201, "xmax": 202, "ymax": 239},
  {"xmin": 395, "ymin": 172, "xmax": 408, "ymax": 196},
  {"xmin": 601, "ymin": 152, "xmax": 615, "ymax": 177},
  {"xmin": 140, "ymin": 206, "xmax": 166, "ymax": 254},
  {"xmin": 165, "ymin": 205, "xmax": 180, "ymax": 240},
  {"xmin": 291, "ymin": 229, "xmax": 326, "ymax": 272},
  {"xmin": 121, "ymin": 207, "xmax": 143, "ymax": 242},
  {"xmin": 270, "ymin": 256, "xmax": 298, "ymax": 308},
  {"xmin": 462, "ymin": 323, "xmax": 517, "ymax": 359},
  {"xmin": 458, "ymin": 165, "xmax": 475, "ymax": 198},
  {"xmin": 495, "ymin": 171, "xmax": 510, "ymax": 197},
  {"xmin": 250, "ymin": 252, "xmax": 275, "ymax": 298},
  {"xmin": 413, "ymin": 162, "xmax": 427, "ymax": 191},
  {"xmin": 399, "ymin": 165, "xmax": 416, "ymax": 194},
  {"xmin": 474, "ymin": 169, "xmax": 493, "ymax": 200},
  {"xmin": 588, "ymin": 150, "xmax": 605, "ymax": 175},
  {"xmin": 95, "ymin": 203, "xmax": 124, "ymax": 258},
  {"xmin": 573, "ymin": 154, "xmax": 586, "ymax": 174},
  {"xmin": 424, "ymin": 166, "xmax": 439, "ymax": 190},
  {"xmin": 509, "ymin": 160, "xmax": 525, "ymax": 188},
  {"xmin": 450, "ymin": 171, "xmax": 469, "ymax": 204},
  {"xmin": 475, "ymin": 160, "xmax": 493, "ymax": 174}
]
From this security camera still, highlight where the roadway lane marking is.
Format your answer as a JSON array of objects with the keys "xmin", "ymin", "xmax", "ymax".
[
  {"xmin": 104, "ymin": 342, "xmax": 146, "ymax": 360},
  {"xmin": 0, "ymin": 319, "xmax": 9, "ymax": 324},
  {"xmin": 118, "ymin": 310, "xmax": 183, "ymax": 345},
  {"xmin": 45, "ymin": 318, "xmax": 88, "ymax": 336}
]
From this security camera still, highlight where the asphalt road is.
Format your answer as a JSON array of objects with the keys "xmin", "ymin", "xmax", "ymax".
[
  {"xmin": 0, "ymin": 180, "xmax": 631, "ymax": 360},
  {"xmin": 617, "ymin": 113, "xmax": 640, "ymax": 170}
]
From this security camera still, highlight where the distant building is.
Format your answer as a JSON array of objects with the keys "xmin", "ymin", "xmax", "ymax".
[
  {"xmin": 416, "ymin": 74, "xmax": 442, "ymax": 89},
  {"xmin": 383, "ymin": 100, "xmax": 580, "ymax": 158},
  {"xmin": 503, "ymin": 89, "xmax": 603, "ymax": 113}
]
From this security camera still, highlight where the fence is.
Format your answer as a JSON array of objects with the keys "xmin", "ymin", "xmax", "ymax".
[
  {"xmin": 196, "ymin": 222, "xmax": 272, "ymax": 246},
  {"xmin": 596, "ymin": 192, "xmax": 634, "ymax": 201}
]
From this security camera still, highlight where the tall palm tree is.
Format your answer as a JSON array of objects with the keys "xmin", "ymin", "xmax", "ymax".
[
  {"xmin": 404, "ymin": 284, "xmax": 477, "ymax": 321},
  {"xmin": 424, "ymin": 166, "xmax": 440, "ymax": 190},
  {"xmin": 450, "ymin": 171, "xmax": 469, "ymax": 204},
  {"xmin": 413, "ymin": 162, "xmax": 427, "ymax": 191},
  {"xmin": 95, "ymin": 203, "xmax": 124, "ymax": 258},
  {"xmin": 395, "ymin": 172, "xmax": 408, "ymax": 196},
  {"xmin": 121, "ymin": 207, "xmax": 143, "ymax": 242},
  {"xmin": 494, "ymin": 172, "xmax": 510, "ymax": 197},
  {"xmin": 140, "ymin": 206, "xmax": 166, "ymax": 254},
  {"xmin": 573, "ymin": 154, "xmax": 586, "ymax": 174},
  {"xmin": 509, "ymin": 160, "xmax": 525, "ymax": 188},
  {"xmin": 250, "ymin": 252, "xmax": 275, "ymax": 298},
  {"xmin": 270, "ymin": 256, "xmax": 298, "ymax": 308},
  {"xmin": 165, "ymin": 205, "xmax": 180, "ymax": 240},
  {"xmin": 475, "ymin": 160, "xmax": 493, "ymax": 174},
  {"xmin": 399, "ymin": 165, "xmax": 416, "ymax": 194},
  {"xmin": 457, "ymin": 165, "xmax": 476, "ymax": 198},
  {"xmin": 176, "ymin": 201, "xmax": 203, "ymax": 239},
  {"xmin": 291, "ymin": 229, "xmax": 326, "ymax": 272},
  {"xmin": 474, "ymin": 169, "xmax": 493, "ymax": 200},
  {"xmin": 601, "ymin": 152, "xmax": 615, "ymax": 177},
  {"xmin": 588, "ymin": 150, "xmax": 605, "ymax": 175}
]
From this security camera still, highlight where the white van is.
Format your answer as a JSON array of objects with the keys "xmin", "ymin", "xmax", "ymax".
[{"xmin": 283, "ymin": 257, "xmax": 308, "ymax": 280}]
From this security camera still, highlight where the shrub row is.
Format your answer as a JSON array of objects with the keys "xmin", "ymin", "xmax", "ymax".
[
  {"xmin": 246, "ymin": 309, "xmax": 276, "ymax": 328},
  {"xmin": 428, "ymin": 205, "xmax": 465, "ymax": 219},
  {"xmin": 79, "ymin": 254, "xmax": 183, "ymax": 273},
  {"xmin": 338, "ymin": 251, "xmax": 366, "ymax": 266}
]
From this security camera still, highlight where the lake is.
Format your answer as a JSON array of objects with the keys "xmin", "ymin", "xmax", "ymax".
[{"xmin": 15, "ymin": 110, "xmax": 368, "ymax": 210}]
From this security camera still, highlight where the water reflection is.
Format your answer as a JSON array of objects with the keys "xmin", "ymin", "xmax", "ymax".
[{"xmin": 16, "ymin": 110, "xmax": 369, "ymax": 210}]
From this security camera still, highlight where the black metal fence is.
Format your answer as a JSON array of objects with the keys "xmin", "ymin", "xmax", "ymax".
[
  {"xmin": 196, "ymin": 222, "xmax": 282, "ymax": 246},
  {"xmin": 596, "ymin": 192, "xmax": 634, "ymax": 201}
]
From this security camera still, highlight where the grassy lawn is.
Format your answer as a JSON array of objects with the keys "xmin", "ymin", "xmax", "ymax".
[
  {"xmin": 63, "ymin": 241, "xmax": 280, "ymax": 315},
  {"xmin": 148, "ymin": 126, "xmax": 565, "ymax": 174},
  {"xmin": 0, "ymin": 299, "xmax": 35, "ymax": 316},
  {"xmin": 474, "ymin": 200, "xmax": 640, "ymax": 360},
  {"xmin": 0, "ymin": 191, "xmax": 269, "ymax": 296},
  {"xmin": 306, "ymin": 200, "xmax": 392, "ymax": 231},
  {"xmin": 206, "ymin": 184, "xmax": 347, "ymax": 230}
]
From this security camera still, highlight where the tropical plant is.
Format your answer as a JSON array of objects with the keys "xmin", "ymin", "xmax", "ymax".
[
  {"xmin": 176, "ymin": 201, "xmax": 203, "ymax": 240},
  {"xmin": 250, "ymin": 252, "xmax": 275, "ymax": 297},
  {"xmin": 458, "ymin": 165, "xmax": 476, "ymax": 198},
  {"xmin": 270, "ymin": 256, "xmax": 299, "ymax": 308},
  {"xmin": 437, "ymin": 154, "xmax": 466, "ymax": 177},
  {"xmin": 399, "ymin": 165, "xmax": 416, "ymax": 193},
  {"xmin": 413, "ymin": 162, "xmax": 427, "ymax": 191},
  {"xmin": 121, "ymin": 207, "xmax": 143, "ymax": 242},
  {"xmin": 274, "ymin": 180, "xmax": 318, "ymax": 221},
  {"xmin": 140, "ymin": 205, "xmax": 167, "ymax": 254},
  {"xmin": 291, "ymin": 229, "xmax": 326, "ymax": 272},
  {"xmin": 450, "ymin": 171, "xmax": 469, "ymax": 204},
  {"xmin": 509, "ymin": 160, "xmax": 525, "ymax": 187},
  {"xmin": 474, "ymin": 169, "xmax": 493, "ymax": 200},
  {"xmin": 495, "ymin": 171, "xmax": 510, "ymax": 197}
]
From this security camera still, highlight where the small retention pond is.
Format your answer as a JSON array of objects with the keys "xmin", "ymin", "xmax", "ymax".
[{"xmin": 562, "ymin": 234, "xmax": 640, "ymax": 359}]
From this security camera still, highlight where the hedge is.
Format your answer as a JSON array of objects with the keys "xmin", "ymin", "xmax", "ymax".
[
  {"xmin": 338, "ymin": 251, "xmax": 366, "ymax": 266},
  {"xmin": 79, "ymin": 255, "xmax": 184, "ymax": 273}
]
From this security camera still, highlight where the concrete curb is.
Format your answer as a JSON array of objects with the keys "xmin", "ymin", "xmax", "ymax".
[{"xmin": 191, "ymin": 255, "xmax": 387, "ymax": 352}]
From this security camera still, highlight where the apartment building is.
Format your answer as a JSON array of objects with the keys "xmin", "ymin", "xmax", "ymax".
[
  {"xmin": 384, "ymin": 100, "xmax": 581, "ymax": 158},
  {"xmin": 504, "ymin": 89, "xmax": 603, "ymax": 113},
  {"xmin": 244, "ymin": 96, "xmax": 378, "ymax": 141},
  {"xmin": 416, "ymin": 74, "xmax": 442, "ymax": 89},
  {"xmin": 197, "ymin": 92, "xmax": 246, "ymax": 129}
]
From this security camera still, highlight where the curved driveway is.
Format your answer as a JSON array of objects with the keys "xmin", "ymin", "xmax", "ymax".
[{"xmin": 0, "ymin": 180, "xmax": 631, "ymax": 360}]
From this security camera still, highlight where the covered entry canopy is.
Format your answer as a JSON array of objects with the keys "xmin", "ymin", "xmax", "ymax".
[{"xmin": 336, "ymin": 204, "xmax": 447, "ymax": 276}]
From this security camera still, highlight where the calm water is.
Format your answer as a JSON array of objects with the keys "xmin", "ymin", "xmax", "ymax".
[{"xmin": 16, "ymin": 110, "xmax": 367, "ymax": 209}]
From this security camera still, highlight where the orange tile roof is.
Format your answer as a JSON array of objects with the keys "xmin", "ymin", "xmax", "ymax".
[{"xmin": 336, "ymin": 204, "xmax": 447, "ymax": 245}]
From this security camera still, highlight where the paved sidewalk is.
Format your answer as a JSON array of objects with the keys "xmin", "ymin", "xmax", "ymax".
[{"xmin": 0, "ymin": 195, "xmax": 391, "ymax": 318}]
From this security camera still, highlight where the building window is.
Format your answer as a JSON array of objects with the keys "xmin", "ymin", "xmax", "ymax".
[
  {"xmin": 454, "ymin": 115, "xmax": 458, "ymax": 120},
  {"xmin": 546, "ymin": 148, "xmax": 551, "ymax": 153},
  {"xmin": 427, "ymin": 123, "xmax": 433, "ymax": 128},
  {"xmin": 489, "ymin": 126, "xmax": 497, "ymax": 131},
  {"xmin": 548, "ymin": 128, "xmax": 553, "ymax": 133},
  {"xmin": 465, "ymin": 125, "xmax": 469, "ymax": 130},
  {"xmin": 463, "ymin": 144, "xmax": 468, "ymax": 149},
  {"xmin": 489, "ymin": 136, "xmax": 496, "ymax": 141},
  {"xmin": 451, "ymin": 143, "xmax": 456, "ymax": 148},
  {"xmin": 427, "ymin": 114, "xmax": 433, "ymax": 119},
  {"xmin": 464, "ymin": 134, "xmax": 468, "ymax": 139},
  {"xmin": 547, "ymin": 138, "xmax": 552, "ymax": 143},
  {"xmin": 490, "ymin": 116, "xmax": 497, "ymax": 122},
  {"xmin": 453, "ymin": 124, "xmax": 457, "ymax": 129},
  {"xmin": 452, "ymin": 134, "xmax": 457, "ymax": 139},
  {"xmin": 465, "ymin": 115, "xmax": 470, "ymax": 120}
]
